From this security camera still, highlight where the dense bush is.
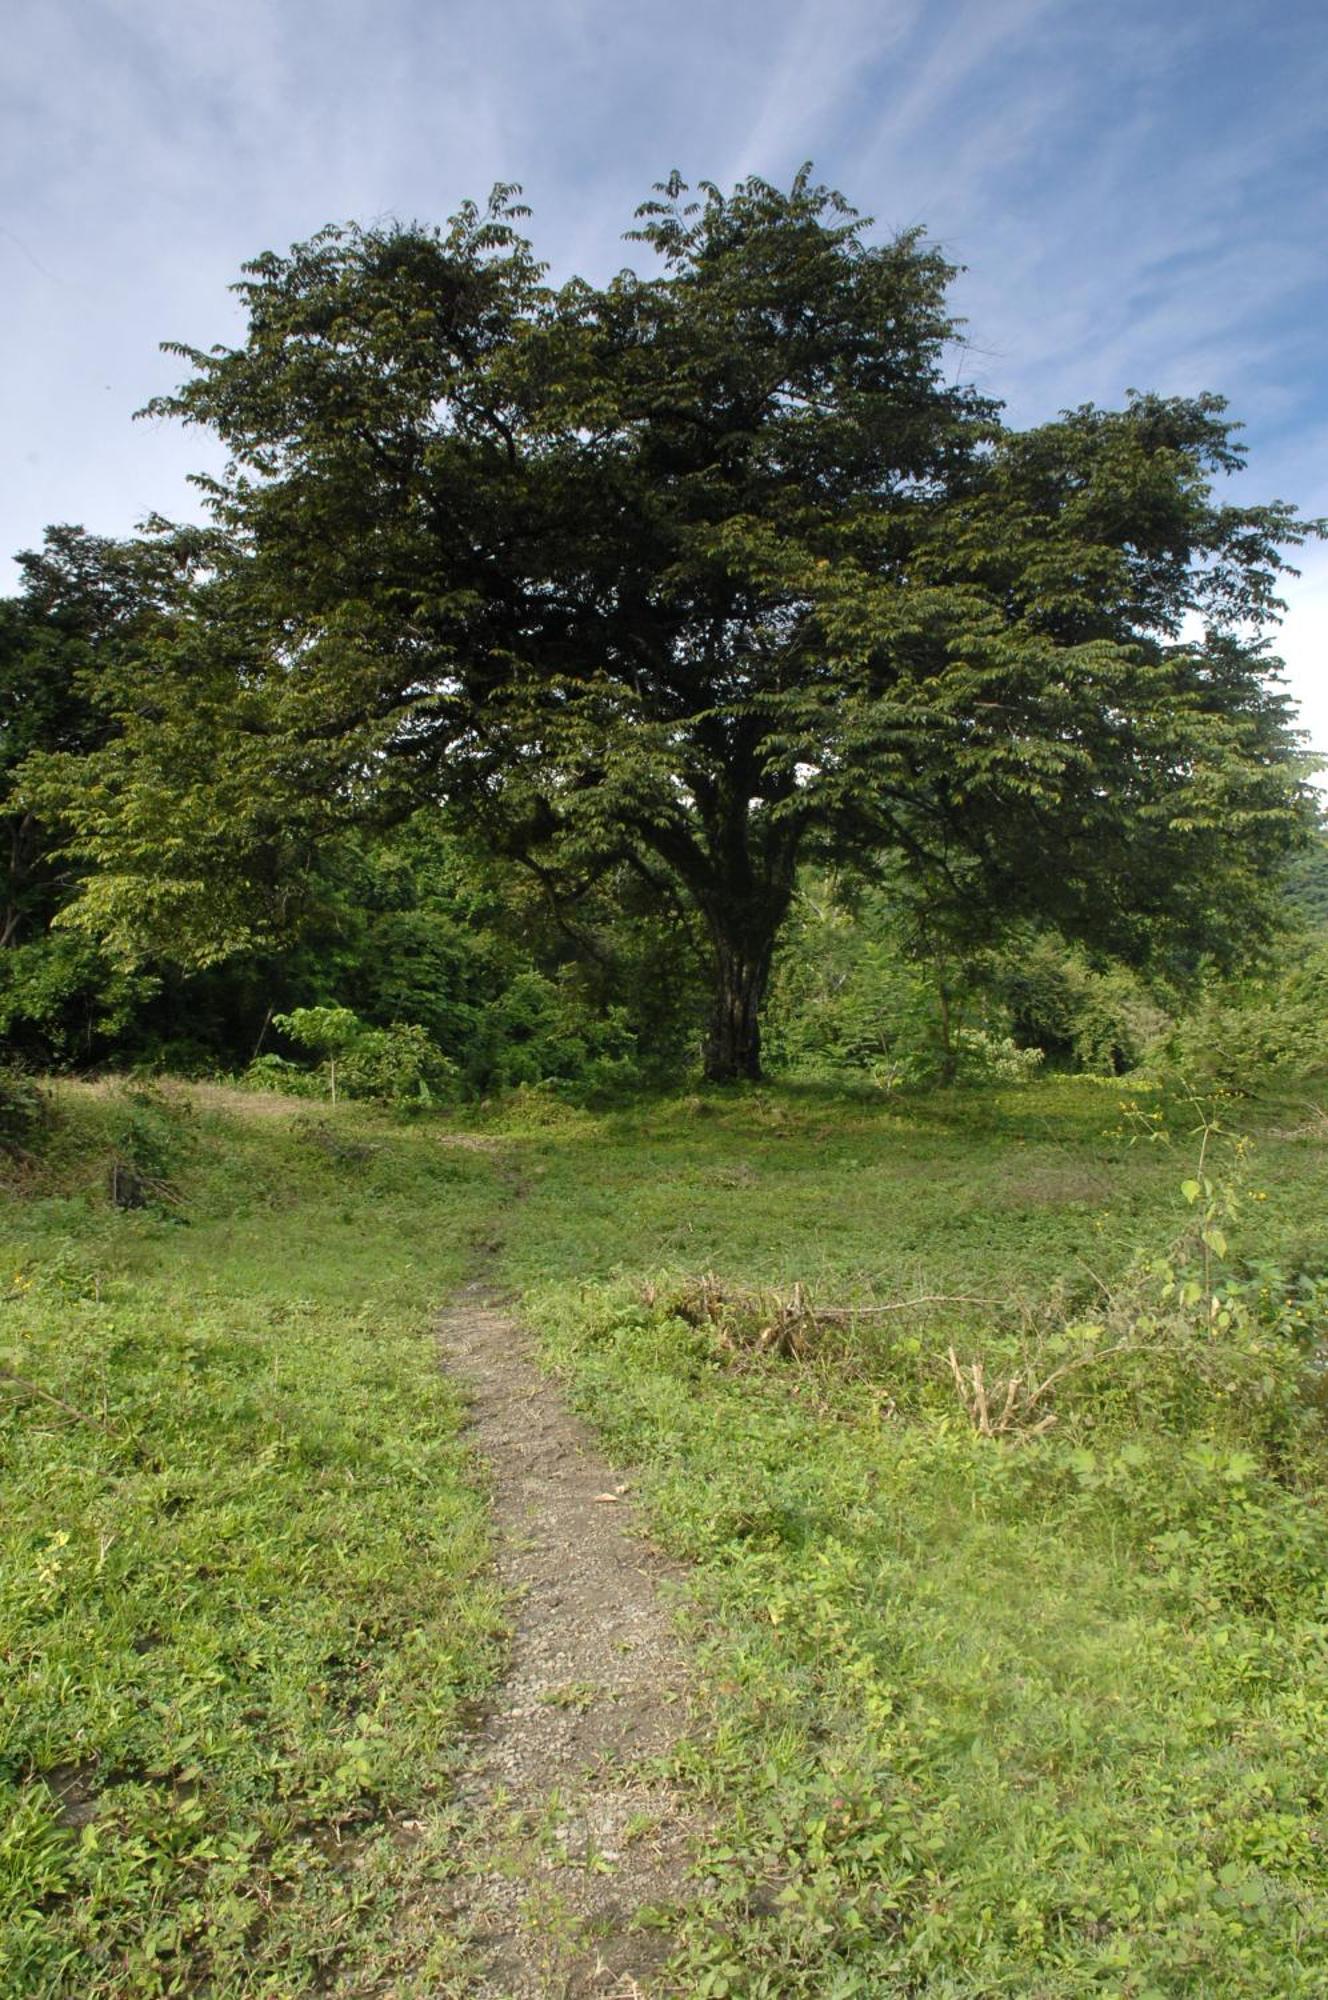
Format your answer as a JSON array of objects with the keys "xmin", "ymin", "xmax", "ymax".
[
  {"xmin": 464, "ymin": 971, "xmax": 644, "ymax": 1099},
  {"xmin": 1164, "ymin": 943, "xmax": 1328, "ymax": 1091},
  {"xmin": 764, "ymin": 881, "xmax": 982, "ymax": 1084},
  {"xmin": 0, "ymin": 1067, "xmax": 46, "ymax": 1159},
  {"xmin": 262, "ymin": 1008, "xmax": 457, "ymax": 1107},
  {"xmin": 999, "ymin": 932, "xmax": 1171, "ymax": 1074},
  {"xmin": 765, "ymin": 883, "xmax": 1133, "ymax": 1085},
  {"xmin": 0, "ymin": 933, "xmax": 156, "ymax": 1066}
]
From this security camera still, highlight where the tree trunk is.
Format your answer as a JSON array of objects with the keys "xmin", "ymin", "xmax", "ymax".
[
  {"xmin": 936, "ymin": 975, "xmax": 957, "ymax": 1086},
  {"xmin": 690, "ymin": 804, "xmax": 801, "ymax": 1084},
  {"xmin": 703, "ymin": 938, "xmax": 772, "ymax": 1083}
]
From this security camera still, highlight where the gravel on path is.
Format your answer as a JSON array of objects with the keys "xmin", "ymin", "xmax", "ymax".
[{"xmin": 434, "ymin": 1284, "xmax": 700, "ymax": 1998}]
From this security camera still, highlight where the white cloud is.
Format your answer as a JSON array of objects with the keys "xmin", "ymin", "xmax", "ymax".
[
  {"xmin": 723, "ymin": 0, "xmax": 922, "ymax": 188},
  {"xmin": 3, "ymin": 0, "xmax": 1324, "ymax": 601}
]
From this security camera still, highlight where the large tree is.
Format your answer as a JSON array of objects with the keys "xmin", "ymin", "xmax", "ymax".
[{"xmin": 37, "ymin": 172, "xmax": 1318, "ymax": 1079}]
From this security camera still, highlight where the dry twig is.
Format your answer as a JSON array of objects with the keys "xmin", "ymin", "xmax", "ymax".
[
  {"xmin": 0, "ymin": 1368, "xmax": 123, "ymax": 1440},
  {"xmin": 650, "ymin": 1273, "xmax": 996, "ymax": 1362},
  {"xmin": 945, "ymin": 1337, "xmax": 1143, "ymax": 1437}
]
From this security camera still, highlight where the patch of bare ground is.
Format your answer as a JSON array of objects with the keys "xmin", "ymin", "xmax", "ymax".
[{"xmin": 433, "ymin": 1285, "xmax": 699, "ymax": 1998}]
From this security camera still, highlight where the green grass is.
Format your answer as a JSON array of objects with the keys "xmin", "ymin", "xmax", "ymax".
[
  {"xmin": 493, "ymin": 1078, "xmax": 1328, "ymax": 1997},
  {"xmin": 0, "ymin": 1082, "xmax": 506, "ymax": 1997},
  {"xmin": 3, "ymin": 1072, "xmax": 1326, "ymax": 1996}
]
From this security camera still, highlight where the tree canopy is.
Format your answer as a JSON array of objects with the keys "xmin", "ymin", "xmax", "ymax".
[{"xmin": 30, "ymin": 169, "xmax": 1319, "ymax": 1079}]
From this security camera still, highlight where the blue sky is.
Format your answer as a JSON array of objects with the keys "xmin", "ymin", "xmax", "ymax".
[{"xmin": 4, "ymin": 0, "xmax": 1325, "ymax": 754}]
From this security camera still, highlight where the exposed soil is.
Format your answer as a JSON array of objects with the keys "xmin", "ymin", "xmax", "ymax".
[{"xmin": 434, "ymin": 1283, "xmax": 700, "ymax": 1998}]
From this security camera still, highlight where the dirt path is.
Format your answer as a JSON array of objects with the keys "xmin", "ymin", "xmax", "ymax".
[{"xmin": 434, "ymin": 1282, "xmax": 699, "ymax": 1997}]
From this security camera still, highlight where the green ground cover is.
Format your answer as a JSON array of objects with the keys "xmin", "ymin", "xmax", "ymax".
[
  {"xmin": 2, "ymin": 1073, "xmax": 1325, "ymax": 1995},
  {"xmin": 0, "ymin": 1083, "xmax": 505, "ymax": 1996},
  {"xmin": 496, "ymin": 1079, "xmax": 1328, "ymax": 1996}
]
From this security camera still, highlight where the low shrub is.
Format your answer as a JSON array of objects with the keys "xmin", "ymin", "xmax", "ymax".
[
  {"xmin": 0, "ymin": 1068, "xmax": 46, "ymax": 1160},
  {"xmin": 1164, "ymin": 946, "xmax": 1328, "ymax": 1092},
  {"xmin": 263, "ymin": 1007, "xmax": 457, "ymax": 1108}
]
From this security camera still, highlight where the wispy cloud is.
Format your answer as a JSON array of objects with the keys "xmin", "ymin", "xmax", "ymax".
[
  {"xmin": 723, "ymin": 0, "xmax": 923, "ymax": 187},
  {"xmin": 4, "ymin": 0, "xmax": 1324, "ymax": 745}
]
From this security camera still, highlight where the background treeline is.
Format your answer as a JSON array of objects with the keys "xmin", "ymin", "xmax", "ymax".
[
  {"xmin": 3, "ymin": 525, "xmax": 1325, "ymax": 1103},
  {"xmin": 0, "ymin": 527, "xmax": 676, "ymax": 1096}
]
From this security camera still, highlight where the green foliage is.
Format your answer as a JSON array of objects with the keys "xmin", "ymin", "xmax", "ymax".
[
  {"xmin": 1164, "ymin": 942, "xmax": 1328, "ymax": 1091},
  {"xmin": 335, "ymin": 1023, "xmax": 456, "ymax": 1107},
  {"xmin": 28, "ymin": 174, "xmax": 1317, "ymax": 1081},
  {"xmin": 318, "ymin": 820, "xmax": 699, "ymax": 1096},
  {"xmin": 999, "ymin": 930, "xmax": 1173, "ymax": 1074},
  {"xmin": 270, "ymin": 1007, "xmax": 457, "ymax": 1107},
  {"xmin": 243, "ymin": 821, "xmax": 695, "ymax": 1105},
  {"xmin": 266, "ymin": 985, "xmax": 654, "ymax": 1108},
  {"xmin": 0, "ymin": 930, "xmax": 157, "ymax": 1065},
  {"xmin": 242, "ymin": 1051, "xmax": 320, "ymax": 1096},
  {"xmin": 0, "ymin": 529, "xmax": 161, "ymax": 956},
  {"xmin": 466, "ymin": 970, "xmax": 643, "ymax": 1100},
  {"xmin": 105, "ymin": 1082, "xmax": 192, "ymax": 1189},
  {"xmin": 271, "ymin": 1005, "xmax": 366, "ymax": 1060},
  {"xmin": 1284, "ymin": 825, "xmax": 1328, "ymax": 931},
  {"xmin": 0, "ymin": 1068, "xmax": 46, "ymax": 1160},
  {"xmin": 763, "ymin": 880, "xmax": 956, "ymax": 1083},
  {"xmin": 1, "ymin": 743, "xmax": 702, "ymax": 1091},
  {"xmin": 0, "ymin": 531, "xmax": 191, "ymax": 1067},
  {"xmin": 765, "ymin": 878, "xmax": 1166, "ymax": 1084}
]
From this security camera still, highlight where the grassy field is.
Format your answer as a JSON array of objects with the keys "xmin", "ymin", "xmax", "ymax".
[
  {"xmin": 0, "ymin": 1084, "xmax": 508, "ymax": 1996},
  {"xmin": 2, "ymin": 1073, "xmax": 1326, "ymax": 1994},
  {"xmin": 496, "ymin": 1078, "xmax": 1328, "ymax": 1997}
]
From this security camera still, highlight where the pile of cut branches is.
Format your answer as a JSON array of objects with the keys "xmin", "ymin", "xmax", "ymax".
[{"xmin": 643, "ymin": 1273, "xmax": 993, "ymax": 1362}]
